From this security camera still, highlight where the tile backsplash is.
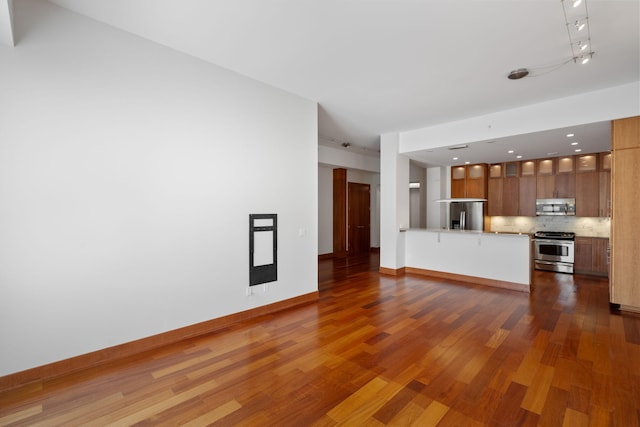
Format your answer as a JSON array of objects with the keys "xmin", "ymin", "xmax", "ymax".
[{"xmin": 489, "ymin": 216, "xmax": 611, "ymax": 238}]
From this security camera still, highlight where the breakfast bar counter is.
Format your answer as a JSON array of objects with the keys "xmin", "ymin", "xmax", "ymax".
[{"xmin": 403, "ymin": 229, "xmax": 533, "ymax": 292}]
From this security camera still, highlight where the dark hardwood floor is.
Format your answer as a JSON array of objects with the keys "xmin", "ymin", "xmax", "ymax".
[{"xmin": 1, "ymin": 253, "xmax": 639, "ymax": 426}]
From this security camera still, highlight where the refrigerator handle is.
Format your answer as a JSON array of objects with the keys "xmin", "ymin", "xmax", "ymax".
[{"xmin": 460, "ymin": 211, "xmax": 466, "ymax": 230}]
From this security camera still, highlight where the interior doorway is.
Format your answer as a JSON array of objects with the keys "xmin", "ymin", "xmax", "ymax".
[{"xmin": 348, "ymin": 182, "xmax": 371, "ymax": 255}]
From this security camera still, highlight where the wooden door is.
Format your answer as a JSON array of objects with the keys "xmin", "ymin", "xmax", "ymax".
[{"xmin": 348, "ymin": 182, "xmax": 371, "ymax": 255}]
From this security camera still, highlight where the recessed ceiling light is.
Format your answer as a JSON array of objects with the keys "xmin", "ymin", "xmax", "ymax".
[
  {"xmin": 453, "ymin": 157, "xmax": 458, "ymax": 161},
  {"xmin": 575, "ymin": 148, "xmax": 582, "ymax": 152},
  {"xmin": 516, "ymin": 155, "xmax": 523, "ymax": 159},
  {"xmin": 571, "ymin": 142, "xmax": 579, "ymax": 146},
  {"xmin": 508, "ymin": 150, "xmax": 514, "ymax": 154},
  {"xmin": 465, "ymin": 161, "xmax": 470, "ymax": 165},
  {"xmin": 566, "ymin": 133, "xmax": 574, "ymax": 138}
]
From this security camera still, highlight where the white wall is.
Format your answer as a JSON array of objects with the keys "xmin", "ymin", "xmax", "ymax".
[
  {"xmin": 318, "ymin": 142, "xmax": 380, "ymax": 174},
  {"xmin": 318, "ymin": 166, "xmax": 333, "ymax": 255},
  {"xmin": 0, "ymin": 0, "xmax": 14, "ymax": 46},
  {"xmin": 426, "ymin": 166, "xmax": 446, "ymax": 229},
  {"xmin": 0, "ymin": 0, "xmax": 318, "ymax": 377},
  {"xmin": 409, "ymin": 162, "xmax": 426, "ymax": 228},
  {"xmin": 380, "ymin": 132, "xmax": 409, "ymax": 270}
]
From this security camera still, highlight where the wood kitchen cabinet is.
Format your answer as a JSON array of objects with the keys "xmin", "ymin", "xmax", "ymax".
[
  {"xmin": 487, "ymin": 164, "xmax": 503, "ymax": 216},
  {"xmin": 451, "ymin": 164, "xmax": 487, "ymax": 198},
  {"xmin": 537, "ymin": 157, "xmax": 575, "ymax": 199},
  {"xmin": 575, "ymin": 237, "xmax": 609, "ymax": 277},
  {"xmin": 487, "ymin": 162, "xmax": 524, "ymax": 216},
  {"xmin": 502, "ymin": 177, "xmax": 519, "ymax": 216},
  {"xmin": 599, "ymin": 152, "xmax": 612, "ymax": 217},
  {"xmin": 575, "ymin": 153, "xmax": 599, "ymax": 217},
  {"xmin": 574, "ymin": 237, "xmax": 593, "ymax": 274},
  {"xmin": 576, "ymin": 153, "xmax": 611, "ymax": 217},
  {"xmin": 451, "ymin": 166, "xmax": 466, "ymax": 198},
  {"xmin": 611, "ymin": 116, "xmax": 640, "ymax": 311},
  {"xmin": 519, "ymin": 176, "xmax": 536, "ymax": 216},
  {"xmin": 576, "ymin": 171, "xmax": 599, "ymax": 216},
  {"xmin": 592, "ymin": 238, "xmax": 609, "ymax": 275}
]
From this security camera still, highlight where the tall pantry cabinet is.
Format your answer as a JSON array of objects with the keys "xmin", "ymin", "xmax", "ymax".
[{"xmin": 611, "ymin": 116, "xmax": 640, "ymax": 311}]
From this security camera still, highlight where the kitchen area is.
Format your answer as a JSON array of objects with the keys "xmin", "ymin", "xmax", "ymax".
[
  {"xmin": 386, "ymin": 113, "xmax": 640, "ymax": 313},
  {"xmin": 404, "ymin": 150, "xmax": 612, "ymax": 294}
]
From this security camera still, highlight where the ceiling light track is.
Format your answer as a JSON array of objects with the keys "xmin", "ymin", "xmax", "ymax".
[
  {"xmin": 561, "ymin": 0, "xmax": 594, "ymax": 65},
  {"xmin": 507, "ymin": 0, "xmax": 594, "ymax": 80}
]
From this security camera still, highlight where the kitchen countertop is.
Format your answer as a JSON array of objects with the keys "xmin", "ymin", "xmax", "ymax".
[{"xmin": 402, "ymin": 228, "xmax": 533, "ymax": 238}]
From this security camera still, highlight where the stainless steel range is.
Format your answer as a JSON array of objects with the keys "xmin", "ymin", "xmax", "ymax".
[{"xmin": 534, "ymin": 231, "xmax": 575, "ymax": 274}]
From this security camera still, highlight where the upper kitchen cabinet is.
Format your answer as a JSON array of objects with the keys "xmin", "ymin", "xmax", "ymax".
[
  {"xmin": 575, "ymin": 153, "xmax": 599, "ymax": 217},
  {"xmin": 451, "ymin": 164, "xmax": 487, "ymax": 199},
  {"xmin": 518, "ymin": 160, "xmax": 536, "ymax": 216},
  {"xmin": 536, "ymin": 156, "xmax": 575, "ymax": 199},
  {"xmin": 488, "ymin": 164, "xmax": 503, "ymax": 216},
  {"xmin": 502, "ymin": 162, "xmax": 520, "ymax": 216},
  {"xmin": 611, "ymin": 116, "xmax": 640, "ymax": 311}
]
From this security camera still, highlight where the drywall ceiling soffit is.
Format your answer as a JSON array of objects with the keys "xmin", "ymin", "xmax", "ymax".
[{"xmin": 0, "ymin": 0, "xmax": 14, "ymax": 46}]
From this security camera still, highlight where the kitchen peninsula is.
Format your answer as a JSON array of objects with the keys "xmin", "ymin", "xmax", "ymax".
[{"xmin": 403, "ymin": 229, "xmax": 532, "ymax": 292}]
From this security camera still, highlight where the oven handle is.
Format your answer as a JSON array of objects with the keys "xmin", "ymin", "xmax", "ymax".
[{"xmin": 535, "ymin": 239, "xmax": 574, "ymax": 245}]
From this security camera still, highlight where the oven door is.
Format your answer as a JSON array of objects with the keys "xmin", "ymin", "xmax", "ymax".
[{"xmin": 534, "ymin": 239, "xmax": 574, "ymax": 263}]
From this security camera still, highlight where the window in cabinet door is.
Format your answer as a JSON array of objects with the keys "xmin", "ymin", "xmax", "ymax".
[
  {"xmin": 489, "ymin": 164, "xmax": 502, "ymax": 178},
  {"xmin": 538, "ymin": 159, "xmax": 554, "ymax": 175},
  {"xmin": 558, "ymin": 156, "xmax": 574, "ymax": 173},
  {"xmin": 452, "ymin": 166, "xmax": 466, "ymax": 180},
  {"xmin": 521, "ymin": 161, "xmax": 535, "ymax": 177},
  {"xmin": 577, "ymin": 154, "xmax": 596, "ymax": 172}
]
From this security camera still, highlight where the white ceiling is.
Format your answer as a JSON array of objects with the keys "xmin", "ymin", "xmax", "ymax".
[{"xmin": 35, "ymin": 1, "xmax": 640, "ymax": 165}]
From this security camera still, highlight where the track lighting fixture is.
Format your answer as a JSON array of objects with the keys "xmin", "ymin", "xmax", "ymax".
[
  {"xmin": 506, "ymin": 0, "xmax": 595, "ymax": 80},
  {"xmin": 562, "ymin": 0, "xmax": 594, "ymax": 65}
]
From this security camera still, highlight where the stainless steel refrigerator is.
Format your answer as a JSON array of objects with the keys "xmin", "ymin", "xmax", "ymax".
[{"xmin": 449, "ymin": 201, "xmax": 484, "ymax": 231}]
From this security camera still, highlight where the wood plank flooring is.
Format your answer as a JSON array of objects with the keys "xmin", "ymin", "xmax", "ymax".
[{"xmin": 1, "ymin": 253, "xmax": 639, "ymax": 426}]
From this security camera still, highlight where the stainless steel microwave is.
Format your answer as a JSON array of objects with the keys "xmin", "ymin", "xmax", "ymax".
[{"xmin": 535, "ymin": 198, "xmax": 576, "ymax": 216}]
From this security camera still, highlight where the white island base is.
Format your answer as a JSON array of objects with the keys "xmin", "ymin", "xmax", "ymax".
[{"xmin": 399, "ymin": 229, "xmax": 533, "ymax": 293}]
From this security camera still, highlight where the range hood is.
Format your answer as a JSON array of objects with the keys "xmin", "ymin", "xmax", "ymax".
[{"xmin": 436, "ymin": 198, "xmax": 487, "ymax": 203}]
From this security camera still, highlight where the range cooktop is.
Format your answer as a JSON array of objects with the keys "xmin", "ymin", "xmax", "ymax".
[{"xmin": 534, "ymin": 231, "xmax": 576, "ymax": 240}]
